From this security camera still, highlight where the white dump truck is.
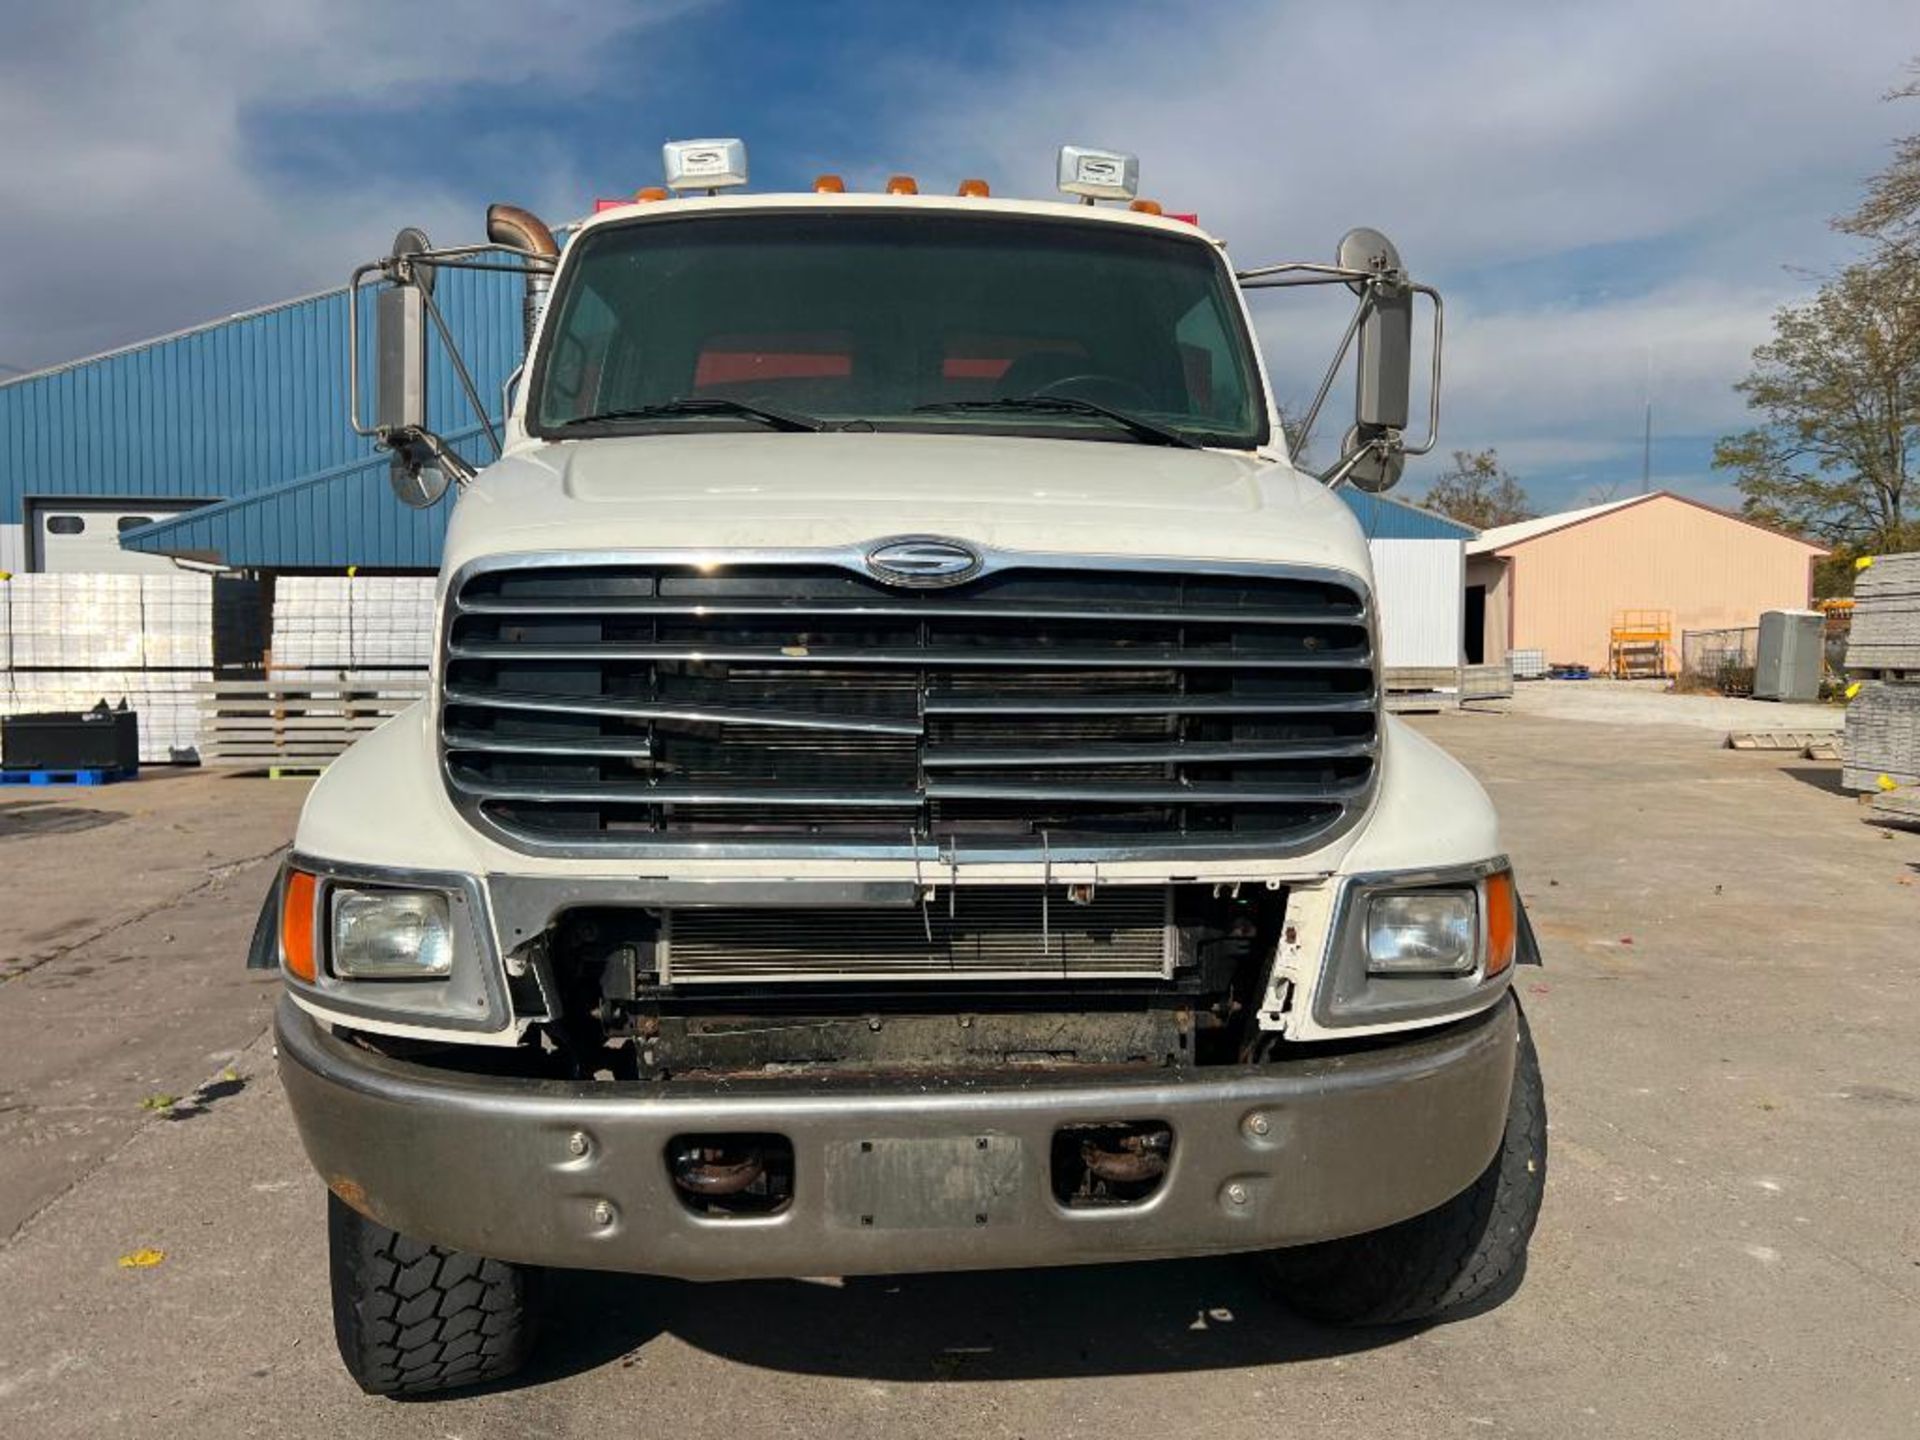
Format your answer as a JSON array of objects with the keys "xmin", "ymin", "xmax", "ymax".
[{"xmin": 263, "ymin": 140, "xmax": 1546, "ymax": 1395}]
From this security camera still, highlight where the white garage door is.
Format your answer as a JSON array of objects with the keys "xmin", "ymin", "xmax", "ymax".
[{"xmin": 31, "ymin": 502, "xmax": 196, "ymax": 574}]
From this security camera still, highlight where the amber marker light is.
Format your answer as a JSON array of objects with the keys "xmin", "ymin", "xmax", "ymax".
[
  {"xmin": 281, "ymin": 870, "xmax": 319, "ymax": 983},
  {"xmin": 1129, "ymin": 198, "xmax": 1163, "ymax": 214},
  {"xmin": 885, "ymin": 174, "xmax": 919, "ymax": 195},
  {"xmin": 813, "ymin": 174, "xmax": 846, "ymax": 193},
  {"xmin": 635, "ymin": 186, "xmax": 669, "ymax": 202},
  {"xmin": 957, "ymin": 178, "xmax": 990, "ymax": 197},
  {"xmin": 1484, "ymin": 871, "xmax": 1518, "ymax": 979}
]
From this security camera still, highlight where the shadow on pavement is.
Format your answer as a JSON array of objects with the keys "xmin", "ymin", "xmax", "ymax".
[
  {"xmin": 513, "ymin": 1257, "xmax": 1416, "ymax": 1389},
  {"xmin": 0, "ymin": 802, "xmax": 127, "ymax": 840},
  {"xmin": 1778, "ymin": 765, "xmax": 1854, "ymax": 798}
]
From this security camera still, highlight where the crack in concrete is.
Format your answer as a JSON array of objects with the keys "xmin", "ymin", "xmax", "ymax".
[
  {"xmin": 0, "ymin": 842, "xmax": 288, "ymax": 984},
  {"xmin": 0, "ymin": 1025, "xmax": 277, "ymax": 1252}
]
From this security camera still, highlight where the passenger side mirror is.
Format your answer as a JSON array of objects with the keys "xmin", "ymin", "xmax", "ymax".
[
  {"xmin": 1356, "ymin": 284, "xmax": 1413, "ymax": 433},
  {"xmin": 1236, "ymin": 228, "xmax": 1442, "ymax": 497},
  {"xmin": 1339, "ymin": 227, "xmax": 1413, "ymax": 434}
]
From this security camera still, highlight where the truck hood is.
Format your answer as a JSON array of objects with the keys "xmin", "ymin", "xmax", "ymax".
[{"xmin": 440, "ymin": 432, "xmax": 1373, "ymax": 581}]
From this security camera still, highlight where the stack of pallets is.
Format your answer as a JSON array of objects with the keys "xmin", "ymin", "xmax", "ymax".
[
  {"xmin": 1842, "ymin": 553, "xmax": 1920, "ymax": 792},
  {"xmin": 195, "ymin": 675, "xmax": 427, "ymax": 774}
]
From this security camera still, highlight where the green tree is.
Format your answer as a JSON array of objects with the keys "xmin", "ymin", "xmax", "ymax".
[
  {"xmin": 1420, "ymin": 448, "xmax": 1532, "ymax": 529},
  {"xmin": 1712, "ymin": 258, "xmax": 1920, "ymax": 567}
]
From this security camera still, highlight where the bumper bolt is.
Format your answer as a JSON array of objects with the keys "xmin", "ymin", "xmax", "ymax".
[
  {"xmin": 592, "ymin": 1200, "xmax": 615, "ymax": 1228},
  {"xmin": 1226, "ymin": 1182, "xmax": 1249, "ymax": 1207},
  {"xmin": 568, "ymin": 1131, "xmax": 589, "ymax": 1157},
  {"xmin": 1246, "ymin": 1114, "xmax": 1271, "ymax": 1138}
]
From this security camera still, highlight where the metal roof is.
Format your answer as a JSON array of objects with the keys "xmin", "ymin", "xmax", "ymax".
[
  {"xmin": 1340, "ymin": 489, "xmax": 1476, "ymax": 542},
  {"xmin": 1469, "ymin": 490, "xmax": 1828, "ymax": 556},
  {"xmin": 0, "ymin": 261, "xmax": 523, "ymax": 568},
  {"xmin": 1469, "ymin": 494, "xmax": 1650, "ymax": 553}
]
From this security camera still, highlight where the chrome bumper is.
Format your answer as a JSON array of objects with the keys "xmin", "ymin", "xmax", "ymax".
[{"xmin": 276, "ymin": 994, "xmax": 1517, "ymax": 1279}]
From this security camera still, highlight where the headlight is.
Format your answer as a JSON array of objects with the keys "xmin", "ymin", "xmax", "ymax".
[
  {"xmin": 1312, "ymin": 864, "xmax": 1522, "ymax": 1030},
  {"xmin": 331, "ymin": 888, "xmax": 453, "ymax": 979},
  {"xmin": 1366, "ymin": 891, "xmax": 1477, "ymax": 975}
]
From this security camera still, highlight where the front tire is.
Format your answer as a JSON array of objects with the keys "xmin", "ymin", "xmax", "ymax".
[
  {"xmin": 1262, "ymin": 1003, "xmax": 1547, "ymax": 1325},
  {"xmin": 327, "ymin": 1192, "xmax": 541, "ymax": 1396}
]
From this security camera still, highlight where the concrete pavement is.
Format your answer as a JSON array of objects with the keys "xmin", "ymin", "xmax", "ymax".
[{"xmin": 1, "ymin": 712, "xmax": 1916, "ymax": 1439}]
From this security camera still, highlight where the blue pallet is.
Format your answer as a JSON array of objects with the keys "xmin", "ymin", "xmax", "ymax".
[{"xmin": 0, "ymin": 766, "xmax": 138, "ymax": 787}]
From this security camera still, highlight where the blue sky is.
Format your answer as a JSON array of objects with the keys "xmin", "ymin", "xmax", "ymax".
[{"xmin": 2, "ymin": 0, "xmax": 1918, "ymax": 513}]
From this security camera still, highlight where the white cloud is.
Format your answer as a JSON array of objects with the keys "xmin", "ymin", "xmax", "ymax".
[
  {"xmin": 0, "ymin": 1, "xmax": 694, "ymax": 369},
  {"xmin": 873, "ymin": 0, "xmax": 1920, "ymax": 498}
]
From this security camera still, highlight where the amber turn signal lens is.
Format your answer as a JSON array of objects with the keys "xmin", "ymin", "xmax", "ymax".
[
  {"xmin": 1483, "ymin": 871, "xmax": 1517, "ymax": 979},
  {"xmin": 885, "ymin": 174, "xmax": 918, "ymax": 195},
  {"xmin": 281, "ymin": 870, "xmax": 318, "ymax": 983}
]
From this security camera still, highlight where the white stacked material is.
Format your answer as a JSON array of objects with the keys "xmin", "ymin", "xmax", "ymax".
[
  {"xmin": 1847, "ymin": 552, "xmax": 1920, "ymax": 673},
  {"xmin": 1841, "ymin": 679, "xmax": 1920, "ymax": 792},
  {"xmin": 0, "ymin": 580, "xmax": 9, "ymax": 670},
  {"xmin": 1, "ymin": 573, "xmax": 214, "ymax": 669},
  {"xmin": 272, "ymin": 576, "xmax": 434, "ymax": 670},
  {"xmin": 1510, "ymin": 647, "xmax": 1547, "ymax": 680},
  {"xmin": 0, "ymin": 669, "xmax": 210, "ymax": 762}
]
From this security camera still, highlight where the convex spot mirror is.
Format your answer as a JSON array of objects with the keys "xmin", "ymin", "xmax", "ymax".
[
  {"xmin": 389, "ymin": 439, "xmax": 451, "ymax": 509},
  {"xmin": 1338, "ymin": 423, "xmax": 1406, "ymax": 494}
]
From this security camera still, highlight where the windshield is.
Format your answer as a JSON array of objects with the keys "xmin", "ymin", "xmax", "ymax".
[{"xmin": 529, "ymin": 211, "xmax": 1267, "ymax": 448}]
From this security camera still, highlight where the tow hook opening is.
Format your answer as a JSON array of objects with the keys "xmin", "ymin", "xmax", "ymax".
[
  {"xmin": 666, "ymin": 1133, "xmax": 794, "ymax": 1217},
  {"xmin": 1051, "ymin": 1120, "xmax": 1173, "ymax": 1209}
]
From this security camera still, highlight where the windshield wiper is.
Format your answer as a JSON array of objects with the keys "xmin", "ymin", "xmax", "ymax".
[
  {"xmin": 913, "ymin": 396, "xmax": 1202, "ymax": 449},
  {"xmin": 555, "ymin": 396, "xmax": 826, "ymax": 433}
]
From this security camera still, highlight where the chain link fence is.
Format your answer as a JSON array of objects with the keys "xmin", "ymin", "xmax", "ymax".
[{"xmin": 1679, "ymin": 626, "xmax": 1758, "ymax": 696}]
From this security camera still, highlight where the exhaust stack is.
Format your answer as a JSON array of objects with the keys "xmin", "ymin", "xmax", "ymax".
[{"xmin": 486, "ymin": 203, "xmax": 559, "ymax": 348}]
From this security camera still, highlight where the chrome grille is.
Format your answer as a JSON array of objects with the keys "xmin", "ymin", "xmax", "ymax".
[
  {"xmin": 440, "ymin": 555, "xmax": 1378, "ymax": 859},
  {"xmin": 662, "ymin": 886, "xmax": 1174, "ymax": 983}
]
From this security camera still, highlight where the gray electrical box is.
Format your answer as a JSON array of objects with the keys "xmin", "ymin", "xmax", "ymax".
[{"xmin": 1753, "ymin": 609, "xmax": 1824, "ymax": 702}]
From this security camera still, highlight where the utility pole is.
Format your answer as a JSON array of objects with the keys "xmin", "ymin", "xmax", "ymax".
[{"xmin": 1641, "ymin": 348, "xmax": 1653, "ymax": 495}]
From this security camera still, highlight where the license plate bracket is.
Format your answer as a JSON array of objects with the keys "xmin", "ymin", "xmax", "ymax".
[{"xmin": 825, "ymin": 1135, "xmax": 1026, "ymax": 1230}]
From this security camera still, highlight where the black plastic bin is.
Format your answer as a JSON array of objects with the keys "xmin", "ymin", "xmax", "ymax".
[{"xmin": 0, "ymin": 703, "xmax": 140, "ymax": 774}]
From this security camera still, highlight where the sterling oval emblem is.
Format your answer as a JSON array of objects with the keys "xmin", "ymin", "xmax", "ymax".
[{"xmin": 864, "ymin": 537, "xmax": 983, "ymax": 588}]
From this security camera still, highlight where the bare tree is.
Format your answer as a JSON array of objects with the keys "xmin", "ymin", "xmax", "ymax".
[
  {"xmin": 1839, "ymin": 60, "xmax": 1920, "ymax": 268},
  {"xmin": 1420, "ymin": 448, "xmax": 1533, "ymax": 529}
]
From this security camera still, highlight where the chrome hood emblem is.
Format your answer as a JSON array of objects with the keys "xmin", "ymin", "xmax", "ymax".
[{"xmin": 864, "ymin": 536, "xmax": 983, "ymax": 588}]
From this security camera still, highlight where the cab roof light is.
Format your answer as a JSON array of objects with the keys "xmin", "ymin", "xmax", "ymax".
[
  {"xmin": 957, "ymin": 177, "xmax": 990, "ymax": 197},
  {"xmin": 1057, "ymin": 144, "xmax": 1139, "ymax": 203},
  {"xmin": 813, "ymin": 173, "xmax": 847, "ymax": 193},
  {"xmin": 885, "ymin": 174, "xmax": 919, "ymax": 195},
  {"xmin": 1129, "ymin": 198, "xmax": 1162, "ymax": 215},
  {"xmin": 635, "ymin": 186, "xmax": 669, "ymax": 203},
  {"xmin": 663, "ymin": 137, "xmax": 748, "ymax": 193}
]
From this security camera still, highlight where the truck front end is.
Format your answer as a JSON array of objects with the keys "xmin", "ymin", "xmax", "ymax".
[{"xmin": 272, "ymin": 146, "xmax": 1545, "ymax": 1395}]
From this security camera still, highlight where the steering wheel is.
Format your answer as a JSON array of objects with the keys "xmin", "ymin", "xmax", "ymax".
[{"xmin": 1030, "ymin": 373, "xmax": 1156, "ymax": 410}]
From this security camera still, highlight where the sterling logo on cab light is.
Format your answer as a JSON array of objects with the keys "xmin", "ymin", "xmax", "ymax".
[{"xmin": 864, "ymin": 537, "xmax": 983, "ymax": 587}]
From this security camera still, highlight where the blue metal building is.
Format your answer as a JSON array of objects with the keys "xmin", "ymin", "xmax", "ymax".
[
  {"xmin": 1, "ymin": 268, "xmax": 1467, "ymax": 573},
  {"xmin": 0, "ymin": 266, "xmax": 522, "ymax": 573}
]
